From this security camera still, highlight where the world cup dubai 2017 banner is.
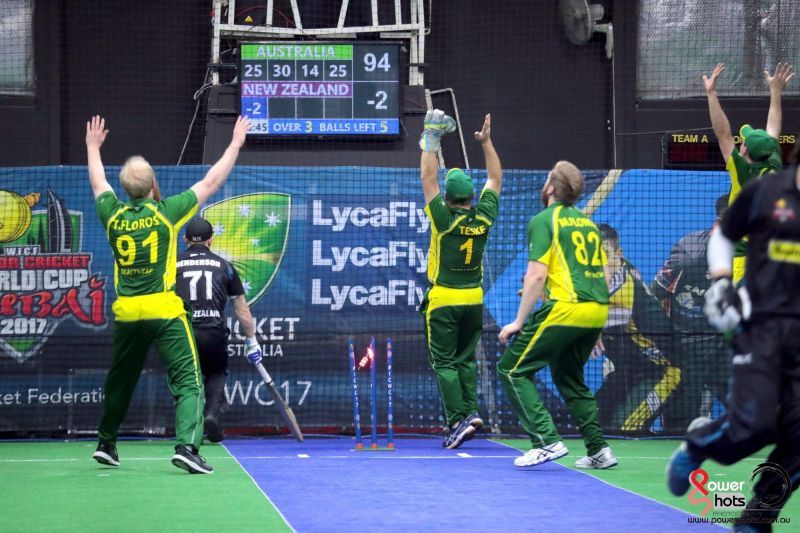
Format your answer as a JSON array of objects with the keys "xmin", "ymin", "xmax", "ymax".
[{"xmin": 0, "ymin": 166, "xmax": 731, "ymax": 436}]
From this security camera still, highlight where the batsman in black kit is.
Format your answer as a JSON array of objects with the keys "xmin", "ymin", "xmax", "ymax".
[
  {"xmin": 668, "ymin": 145, "xmax": 800, "ymax": 531},
  {"xmin": 176, "ymin": 218, "xmax": 262, "ymax": 443}
]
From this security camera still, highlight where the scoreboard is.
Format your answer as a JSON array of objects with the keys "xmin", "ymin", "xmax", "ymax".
[
  {"xmin": 240, "ymin": 42, "xmax": 400, "ymax": 136},
  {"xmin": 663, "ymin": 131, "xmax": 797, "ymax": 169}
]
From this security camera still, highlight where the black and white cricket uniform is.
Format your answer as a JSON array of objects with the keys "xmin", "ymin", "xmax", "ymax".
[
  {"xmin": 688, "ymin": 165, "xmax": 800, "ymax": 524},
  {"xmin": 176, "ymin": 244, "xmax": 245, "ymax": 417}
]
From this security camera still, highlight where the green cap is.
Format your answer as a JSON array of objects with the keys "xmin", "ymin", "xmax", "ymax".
[
  {"xmin": 740, "ymin": 125, "xmax": 781, "ymax": 162},
  {"xmin": 444, "ymin": 168, "xmax": 475, "ymax": 201}
]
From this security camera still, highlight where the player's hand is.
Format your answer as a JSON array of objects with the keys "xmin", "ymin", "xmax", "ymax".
[
  {"xmin": 703, "ymin": 277, "xmax": 751, "ymax": 332},
  {"xmin": 86, "ymin": 115, "xmax": 109, "ymax": 149},
  {"xmin": 230, "ymin": 116, "xmax": 251, "ymax": 149},
  {"xmin": 245, "ymin": 336, "xmax": 262, "ymax": 365},
  {"xmin": 590, "ymin": 336, "xmax": 605, "ymax": 359},
  {"xmin": 702, "ymin": 63, "xmax": 725, "ymax": 94},
  {"xmin": 419, "ymin": 109, "xmax": 457, "ymax": 152},
  {"xmin": 474, "ymin": 114, "xmax": 491, "ymax": 144},
  {"xmin": 499, "ymin": 321, "xmax": 522, "ymax": 344},
  {"xmin": 765, "ymin": 62, "xmax": 795, "ymax": 93}
]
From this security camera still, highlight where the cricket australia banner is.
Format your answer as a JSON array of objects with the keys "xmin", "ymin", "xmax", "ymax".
[{"xmin": 0, "ymin": 166, "xmax": 730, "ymax": 436}]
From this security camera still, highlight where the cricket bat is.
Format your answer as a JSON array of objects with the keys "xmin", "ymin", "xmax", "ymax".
[{"xmin": 255, "ymin": 362, "xmax": 304, "ymax": 442}]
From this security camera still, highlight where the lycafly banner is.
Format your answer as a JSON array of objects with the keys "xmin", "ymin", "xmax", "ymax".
[{"xmin": 0, "ymin": 166, "xmax": 730, "ymax": 434}]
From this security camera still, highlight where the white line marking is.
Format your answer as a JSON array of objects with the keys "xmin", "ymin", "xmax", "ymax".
[
  {"xmin": 221, "ymin": 443, "xmax": 297, "ymax": 533},
  {"xmin": 0, "ymin": 454, "xmax": 519, "ymax": 463},
  {"xmin": 490, "ymin": 440, "xmax": 725, "ymax": 528}
]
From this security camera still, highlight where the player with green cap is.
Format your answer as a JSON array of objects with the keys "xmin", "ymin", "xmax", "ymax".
[
  {"xmin": 703, "ymin": 62, "xmax": 794, "ymax": 283},
  {"xmin": 418, "ymin": 109, "xmax": 502, "ymax": 448}
]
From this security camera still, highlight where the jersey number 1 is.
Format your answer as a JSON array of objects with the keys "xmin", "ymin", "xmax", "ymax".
[{"xmin": 460, "ymin": 238, "xmax": 474, "ymax": 264}]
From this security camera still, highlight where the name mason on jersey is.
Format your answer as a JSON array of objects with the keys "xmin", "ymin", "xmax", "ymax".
[
  {"xmin": 312, "ymin": 200, "xmax": 430, "ymax": 233},
  {"xmin": 312, "ymin": 240, "xmax": 427, "ymax": 273}
]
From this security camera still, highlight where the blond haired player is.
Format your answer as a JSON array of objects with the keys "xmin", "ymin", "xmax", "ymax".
[
  {"xmin": 87, "ymin": 115, "xmax": 250, "ymax": 473},
  {"xmin": 498, "ymin": 162, "xmax": 616, "ymax": 469}
]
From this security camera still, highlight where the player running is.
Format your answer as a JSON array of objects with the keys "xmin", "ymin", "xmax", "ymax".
[
  {"xmin": 87, "ymin": 115, "xmax": 250, "ymax": 474},
  {"xmin": 703, "ymin": 62, "xmax": 794, "ymax": 283},
  {"xmin": 668, "ymin": 144, "xmax": 800, "ymax": 529},
  {"xmin": 418, "ymin": 109, "xmax": 502, "ymax": 449},
  {"xmin": 498, "ymin": 161, "xmax": 616, "ymax": 469},
  {"xmin": 175, "ymin": 218, "xmax": 262, "ymax": 443}
]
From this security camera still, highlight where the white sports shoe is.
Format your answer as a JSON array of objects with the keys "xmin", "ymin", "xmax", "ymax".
[
  {"xmin": 514, "ymin": 441, "xmax": 569, "ymax": 467},
  {"xmin": 575, "ymin": 446, "xmax": 618, "ymax": 469}
]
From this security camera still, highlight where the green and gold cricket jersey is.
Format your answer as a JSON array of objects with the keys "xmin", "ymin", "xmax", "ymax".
[
  {"xmin": 96, "ymin": 190, "xmax": 198, "ymax": 319},
  {"xmin": 425, "ymin": 188, "xmax": 499, "ymax": 289},
  {"xmin": 727, "ymin": 151, "xmax": 781, "ymax": 260},
  {"xmin": 527, "ymin": 202, "xmax": 609, "ymax": 304}
]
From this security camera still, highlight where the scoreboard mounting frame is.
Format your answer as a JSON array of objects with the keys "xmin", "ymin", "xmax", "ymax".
[{"xmin": 239, "ymin": 41, "xmax": 402, "ymax": 137}]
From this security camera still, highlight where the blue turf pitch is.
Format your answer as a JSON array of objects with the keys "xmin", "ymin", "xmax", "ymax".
[{"xmin": 223, "ymin": 438, "xmax": 721, "ymax": 532}]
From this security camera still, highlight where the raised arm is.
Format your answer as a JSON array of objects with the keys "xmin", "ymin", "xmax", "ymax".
[
  {"xmin": 418, "ymin": 109, "xmax": 457, "ymax": 204},
  {"xmin": 765, "ymin": 62, "xmax": 795, "ymax": 139},
  {"xmin": 703, "ymin": 63, "xmax": 735, "ymax": 161},
  {"xmin": 475, "ymin": 114, "xmax": 502, "ymax": 195},
  {"xmin": 86, "ymin": 116, "xmax": 114, "ymax": 199},
  {"xmin": 191, "ymin": 116, "xmax": 250, "ymax": 205}
]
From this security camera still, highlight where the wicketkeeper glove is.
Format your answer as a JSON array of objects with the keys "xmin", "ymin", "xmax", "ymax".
[
  {"xmin": 704, "ymin": 277, "xmax": 751, "ymax": 332},
  {"xmin": 419, "ymin": 109, "xmax": 457, "ymax": 152},
  {"xmin": 245, "ymin": 336, "xmax": 263, "ymax": 365}
]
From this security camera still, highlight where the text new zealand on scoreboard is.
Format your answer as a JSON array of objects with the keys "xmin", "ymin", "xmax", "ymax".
[{"xmin": 240, "ymin": 43, "xmax": 400, "ymax": 136}]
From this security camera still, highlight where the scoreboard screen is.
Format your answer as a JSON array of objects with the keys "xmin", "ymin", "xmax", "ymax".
[
  {"xmin": 240, "ymin": 42, "xmax": 400, "ymax": 136},
  {"xmin": 663, "ymin": 131, "xmax": 797, "ymax": 170}
]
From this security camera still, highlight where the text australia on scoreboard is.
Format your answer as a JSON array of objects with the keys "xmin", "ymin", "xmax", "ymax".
[{"xmin": 240, "ymin": 43, "xmax": 400, "ymax": 136}]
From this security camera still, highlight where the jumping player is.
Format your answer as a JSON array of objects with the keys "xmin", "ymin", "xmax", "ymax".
[
  {"xmin": 668, "ymin": 143, "xmax": 800, "ymax": 529},
  {"xmin": 176, "ymin": 218, "xmax": 262, "ymax": 443},
  {"xmin": 703, "ymin": 62, "xmax": 794, "ymax": 283},
  {"xmin": 498, "ymin": 161, "xmax": 616, "ymax": 469},
  {"xmin": 418, "ymin": 109, "xmax": 502, "ymax": 449},
  {"xmin": 87, "ymin": 115, "xmax": 250, "ymax": 473}
]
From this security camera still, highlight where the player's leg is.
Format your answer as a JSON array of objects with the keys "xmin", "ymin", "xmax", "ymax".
[
  {"xmin": 550, "ymin": 326, "xmax": 610, "ymax": 459},
  {"xmin": 153, "ymin": 315, "xmax": 212, "ymax": 474},
  {"xmin": 668, "ymin": 320, "xmax": 781, "ymax": 495},
  {"xmin": 497, "ymin": 301, "xmax": 565, "ymax": 461},
  {"xmin": 194, "ymin": 327, "xmax": 229, "ymax": 443},
  {"xmin": 425, "ymin": 303, "xmax": 476, "ymax": 448},
  {"xmin": 454, "ymin": 303, "xmax": 483, "ymax": 429},
  {"xmin": 619, "ymin": 357, "xmax": 681, "ymax": 432},
  {"xmin": 94, "ymin": 320, "xmax": 155, "ymax": 466}
]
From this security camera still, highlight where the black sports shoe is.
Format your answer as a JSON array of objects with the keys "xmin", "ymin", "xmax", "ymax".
[
  {"xmin": 443, "ymin": 419, "xmax": 476, "ymax": 450},
  {"xmin": 171, "ymin": 445, "xmax": 214, "ymax": 474},
  {"xmin": 205, "ymin": 414, "xmax": 224, "ymax": 443},
  {"xmin": 92, "ymin": 441, "xmax": 120, "ymax": 467}
]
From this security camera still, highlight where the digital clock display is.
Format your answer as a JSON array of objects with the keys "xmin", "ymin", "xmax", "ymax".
[{"xmin": 240, "ymin": 42, "xmax": 400, "ymax": 136}]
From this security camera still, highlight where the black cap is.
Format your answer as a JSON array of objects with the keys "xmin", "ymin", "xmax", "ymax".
[{"xmin": 185, "ymin": 218, "xmax": 213, "ymax": 242}]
